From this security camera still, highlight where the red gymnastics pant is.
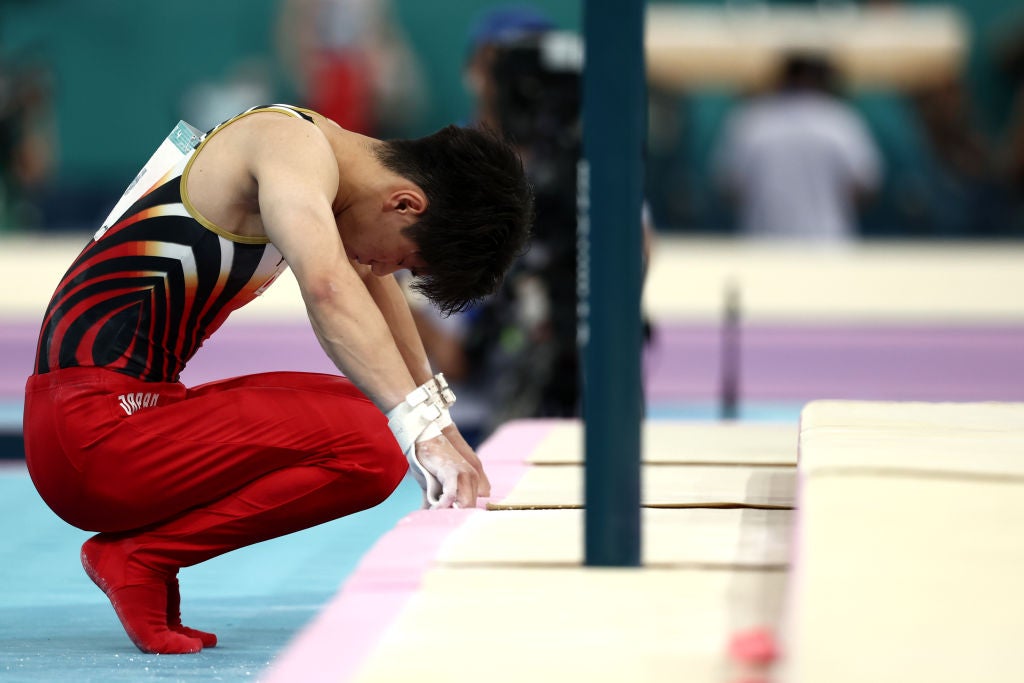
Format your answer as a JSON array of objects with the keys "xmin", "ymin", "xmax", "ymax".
[{"xmin": 23, "ymin": 366, "xmax": 408, "ymax": 571}]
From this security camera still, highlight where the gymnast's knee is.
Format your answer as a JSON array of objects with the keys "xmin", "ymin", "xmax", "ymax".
[
  {"xmin": 330, "ymin": 430, "xmax": 408, "ymax": 507},
  {"xmin": 372, "ymin": 432, "xmax": 409, "ymax": 503}
]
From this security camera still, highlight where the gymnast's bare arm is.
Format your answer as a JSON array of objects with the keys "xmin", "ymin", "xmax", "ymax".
[
  {"xmin": 361, "ymin": 270, "xmax": 492, "ymax": 495},
  {"xmin": 253, "ymin": 119, "xmax": 419, "ymax": 410}
]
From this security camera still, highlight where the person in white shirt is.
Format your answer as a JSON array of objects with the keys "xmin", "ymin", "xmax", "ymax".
[{"xmin": 714, "ymin": 53, "xmax": 883, "ymax": 241}]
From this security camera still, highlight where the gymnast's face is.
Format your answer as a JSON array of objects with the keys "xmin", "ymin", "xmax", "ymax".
[
  {"xmin": 340, "ymin": 189, "xmax": 429, "ymax": 277},
  {"xmin": 351, "ymin": 235, "xmax": 427, "ymax": 277}
]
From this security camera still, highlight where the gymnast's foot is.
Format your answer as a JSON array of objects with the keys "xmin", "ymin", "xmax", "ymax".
[
  {"xmin": 81, "ymin": 534, "xmax": 203, "ymax": 654},
  {"xmin": 166, "ymin": 578, "xmax": 217, "ymax": 647}
]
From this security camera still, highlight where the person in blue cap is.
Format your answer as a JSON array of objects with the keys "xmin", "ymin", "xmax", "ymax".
[
  {"xmin": 403, "ymin": 5, "xmax": 562, "ymax": 446},
  {"xmin": 463, "ymin": 4, "xmax": 556, "ymax": 131},
  {"xmin": 406, "ymin": 4, "xmax": 657, "ymax": 443}
]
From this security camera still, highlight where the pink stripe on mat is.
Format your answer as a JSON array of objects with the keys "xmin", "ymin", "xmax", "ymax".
[{"xmin": 261, "ymin": 419, "xmax": 558, "ymax": 683}]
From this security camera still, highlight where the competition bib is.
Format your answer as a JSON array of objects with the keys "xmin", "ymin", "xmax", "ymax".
[{"xmin": 95, "ymin": 120, "xmax": 204, "ymax": 240}]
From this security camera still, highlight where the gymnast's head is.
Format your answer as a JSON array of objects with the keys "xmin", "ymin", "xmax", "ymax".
[{"xmin": 376, "ymin": 124, "xmax": 535, "ymax": 315}]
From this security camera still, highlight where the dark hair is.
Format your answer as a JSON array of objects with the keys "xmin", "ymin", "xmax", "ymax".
[
  {"xmin": 378, "ymin": 125, "xmax": 534, "ymax": 315},
  {"xmin": 777, "ymin": 52, "xmax": 841, "ymax": 97}
]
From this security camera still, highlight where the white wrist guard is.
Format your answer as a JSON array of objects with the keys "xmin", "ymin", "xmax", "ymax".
[
  {"xmin": 386, "ymin": 374, "xmax": 457, "ymax": 506},
  {"xmin": 424, "ymin": 372, "xmax": 456, "ymax": 430}
]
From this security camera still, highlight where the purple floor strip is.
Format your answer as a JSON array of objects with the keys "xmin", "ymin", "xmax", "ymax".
[
  {"xmin": 5, "ymin": 320, "xmax": 1024, "ymax": 407},
  {"xmin": 645, "ymin": 322, "xmax": 1024, "ymax": 402}
]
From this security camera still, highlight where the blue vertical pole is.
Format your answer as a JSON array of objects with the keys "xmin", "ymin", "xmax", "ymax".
[{"xmin": 581, "ymin": 0, "xmax": 645, "ymax": 567}]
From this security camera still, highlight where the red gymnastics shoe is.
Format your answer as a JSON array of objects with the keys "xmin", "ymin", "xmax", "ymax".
[
  {"xmin": 166, "ymin": 578, "xmax": 217, "ymax": 647},
  {"xmin": 81, "ymin": 534, "xmax": 203, "ymax": 654}
]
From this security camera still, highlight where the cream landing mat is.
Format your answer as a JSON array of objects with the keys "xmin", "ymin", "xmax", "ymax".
[
  {"xmin": 644, "ymin": 238, "xmax": 1024, "ymax": 322},
  {"xmin": 525, "ymin": 420, "xmax": 798, "ymax": 466},
  {"xmin": 435, "ymin": 508, "xmax": 793, "ymax": 568},
  {"xmin": 801, "ymin": 399, "xmax": 1024, "ymax": 433},
  {"xmin": 790, "ymin": 474, "xmax": 1024, "ymax": 683},
  {"xmin": 800, "ymin": 400, "xmax": 1024, "ymax": 479},
  {"xmin": 351, "ymin": 567, "xmax": 788, "ymax": 683},
  {"xmin": 487, "ymin": 464, "xmax": 796, "ymax": 509},
  {"xmin": 789, "ymin": 400, "xmax": 1024, "ymax": 683}
]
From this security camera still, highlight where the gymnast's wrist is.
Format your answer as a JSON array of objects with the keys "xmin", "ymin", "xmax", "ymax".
[{"xmin": 385, "ymin": 373, "xmax": 458, "ymax": 452}]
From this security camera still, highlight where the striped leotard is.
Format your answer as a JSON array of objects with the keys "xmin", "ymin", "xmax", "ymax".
[{"xmin": 34, "ymin": 104, "xmax": 317, "ymax": 383}]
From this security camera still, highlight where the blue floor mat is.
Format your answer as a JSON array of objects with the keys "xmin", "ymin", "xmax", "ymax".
[
  {"xmin": 0, "ymin": 465, "xmax": 421, "ymax": 682},
  {"xmin": 647, "ymin": 400, "xmax": 804, "ymax": 422}
]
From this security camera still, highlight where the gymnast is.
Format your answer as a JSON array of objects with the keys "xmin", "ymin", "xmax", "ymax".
[{"xmin": 23, "ymin": 104, "xmax": 533, "ymax": 653}]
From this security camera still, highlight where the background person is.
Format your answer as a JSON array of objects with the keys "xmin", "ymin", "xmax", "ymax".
[
  {"xmin": 714, "ymin": 52, "xmax": 883, "ymax": 241},
  {"xmin": 409, "ymin": 6, "xmax": 657, "ymax": 445},
  {"xmin": 276, "ymin": 0, "xmax": 426, "ymax": 137}
]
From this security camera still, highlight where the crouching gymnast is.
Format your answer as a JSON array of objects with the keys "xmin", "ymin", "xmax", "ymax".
[{"xmin": 23, "ymin": 104, "xmax": 533, "ymax": 654}]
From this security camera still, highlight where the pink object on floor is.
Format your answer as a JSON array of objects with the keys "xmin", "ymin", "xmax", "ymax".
[{"xmin": 729, "ymin": 627, "xmax": 779, "ymax": 665}]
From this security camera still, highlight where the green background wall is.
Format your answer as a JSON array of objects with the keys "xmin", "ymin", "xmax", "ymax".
[
  {"xmin": 2, "ymin": 0, "xmax": 1022, "ymax": 233},
  {"xmin": 0, "ymin": 0, "xmax": 581, "ymax": 185}
]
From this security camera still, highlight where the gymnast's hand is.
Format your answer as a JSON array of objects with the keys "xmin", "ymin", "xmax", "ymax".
[
  {"xmin": 442, "ymin": 423, "xmax": 491, "ymax": 497},
  {"xmin": 414, "ymin": 434, "xmax": 479, "ymax": 510}
]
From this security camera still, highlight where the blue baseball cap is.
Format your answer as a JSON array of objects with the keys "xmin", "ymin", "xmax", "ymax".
[{"xmin": 467, "ymin": 4, "xmax": 556, "ymax": 51}]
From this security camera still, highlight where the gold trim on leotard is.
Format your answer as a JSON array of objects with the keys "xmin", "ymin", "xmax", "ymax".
[{"xmin": 180, "ymin": 105, "xmax": 320, "ymax": 245}]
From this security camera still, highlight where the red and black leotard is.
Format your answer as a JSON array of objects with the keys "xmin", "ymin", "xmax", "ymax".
[{"xmin": 33, "ymin": 105, "xmax": 316, "ymax": 383}]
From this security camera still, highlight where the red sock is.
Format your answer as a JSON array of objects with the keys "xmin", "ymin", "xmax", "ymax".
[
  {"xmin": 81, "ymin": 535, "xmax": 203, "ymax": 654},
  {"xmin": 166, "ymin": 579, "xmax": 217, "ymax": 647}
]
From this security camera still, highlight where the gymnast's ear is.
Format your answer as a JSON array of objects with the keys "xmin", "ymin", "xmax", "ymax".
[{"xmin": 388, "ymin": 188, "xmax": 426, "ymax": 216}]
